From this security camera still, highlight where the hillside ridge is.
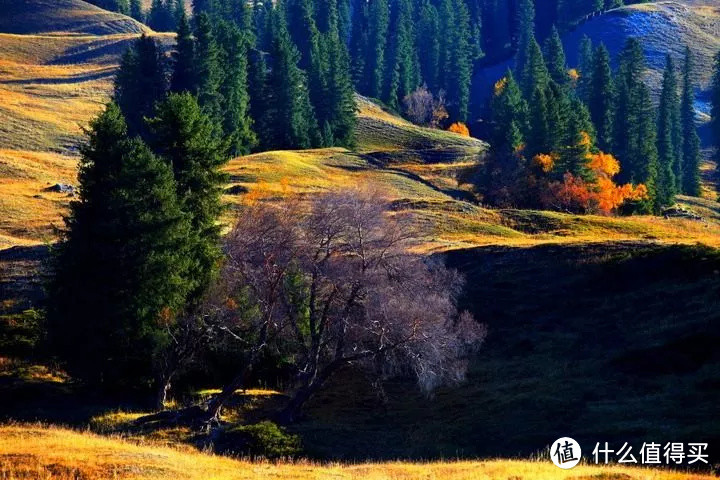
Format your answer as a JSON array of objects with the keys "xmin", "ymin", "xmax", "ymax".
[{"xmin": 0, "ymin": 0, "xmax": 150, "ymax": 36}]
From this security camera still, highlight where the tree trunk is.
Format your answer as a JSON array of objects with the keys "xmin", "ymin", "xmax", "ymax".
[
  {"xmin": 205, "ymin": 364, "xmax": 252, "ymax": 420},
  {"xmin": 276, "ymin": 384, "xmax": 316, "ymax": 424},
  {"xmin": 276, "ymin": 360, "xmax": 343, "ymax": 424},
  {"xmin": 155, "ymin": 372, "xmax": 174, "ymax": 411}
]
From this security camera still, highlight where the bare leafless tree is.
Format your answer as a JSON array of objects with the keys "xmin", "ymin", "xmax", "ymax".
[
  {"xmin": 403, "ymin": 85, "xmax": 449, "ymax": 128},
  {"xmin": 203, "ymin": 188, "xmax": 486, "ymax": 422}
]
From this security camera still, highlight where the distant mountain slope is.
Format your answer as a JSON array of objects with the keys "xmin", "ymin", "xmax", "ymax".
[
  {"xmin": 563, "ymin": 2, "xmax": 720, "ymax": 113},
  {"xmin": 0, "ymin": 0, "xmax": 150, "ymax": 35},
  {"xmin": 473, "ymin": 1, "xmax": 720, "ymax": 119}
]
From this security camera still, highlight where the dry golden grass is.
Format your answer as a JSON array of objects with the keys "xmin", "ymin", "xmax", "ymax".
[
  {"xmin": 0, "ymin": 0, "xmax": 150, "ymax": 36},
  {"xmin": 0, "ymin": 424, "xmax": 714, "ymax": 480},
  {"xmin": 225, "ymin": 145, "xmax": 720, "ymax": 252},
  {"xmin": 1, "ymin": 11, "xmax": 719, "ymax": 251},
  {"xmin": 0, "ymin": 25, "xmax": 172, "ymax": 247}
]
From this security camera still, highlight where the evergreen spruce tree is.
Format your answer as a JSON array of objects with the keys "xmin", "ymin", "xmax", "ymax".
[
  {"xmin": 680, "ymin": 47, "xmax": 701, "ymax": 196},
  {"xmin": 483, "ymin": 70, "xmax": 528, "ymax": 206},
  {"xmin": 544, "ymin": 81, "xmax": 571, "ymax": 153},
  {"xmin": 147, "ymin": 93, "xmax": 228, "ymax": 300},
  {"xmin": 217, "ymin": 21, "xmax": 257, "ymax": 155},
  {"xmin": 636, "ymin": 84, "xmax": 660, "ymax": 212},
  {"xmin": 148, "ymin": 0, "xmax": 177, "ymax": 32},
  {"xmin": 300, "ymin": 0, "xmax": 330, "ymax": 140},
  {"xmin": 226, "ymin": 0, "xmax": 251, "ymax": 27},
  {"xmin": 287, "ymin": 0, "xmax": 320, "ymax": 72},
  {"xmin": 588, "ymin": 43, "xmax": 614, "ymax": 151},
  {"xmin": 170, "ymin": 12, "xmax": 196, "ymax": 94},
  {"xmin": 444, "ymin": 0, "xmax": 475, "ymax": 122},
  {"xmin": 321, "ymin": 1, "xmax": 357, "ymax": 146},
  {"xmin": 348, "ymin": 0, "xmax": 369, "ymax": 90},
  {"xmin": 520, "ymin": 35, "xmax": 549, "ymax": 98},
  {"xmin": 437, "ymin": 0, "xmax": 454, "ymax": 96},
  {"xmin": 114, "ymin": 34, "xmax": 167, "ymax": 138},
  {"xmin": 527, "ymin": 86, "xmax": 550, "ymax": 158},
  {"xmin": 262, "ymin": 5, "xmax": 319, "ymax": 149},
  {"xmin": 48, "ymin": 104, "xmax": 191, "ymax": 386},
  {"xmin": 712, "ymin": 52, "xmax": 720, "ymax": 179},
  {"xmin": 194, "ymin": 13, "xmax": 224, "ymax": 126},
  {"xmin": 384, "ymin": 0, "xmax": 421, "ymax": 111},
  {"xmin": 562, "ymin": 99, "xmax": 596, "ymax": 182},
  {"xmin": 544, "ymin": 26, "xmax": 568, "ymax": 87},
  {"xmin": 417, "ymin": 1, "xmax": 441, "ymax": 92},
  {"xmin": 366, "ymin": 0, "xmax": 390, "ymax": 99},
  {"xmin": 252, "ymin": 0, "xmax": 273, "ymax": 52},
  {"xmin": 248, "ymin": 49, "xmax": 268, "ymax": 146},
  {"xmin": 656, "ymin": 55, "xmax": 680, "ymax": 206},
  {"xmin": 613, "ymin": 38, "xmax": 644, "ymax": 182},
  {"xmin": 578, "ymin": 35, "xmax": 593, "ymax": 102},
  {"xmin": 130, "ymin": 0, "xmax": 144, "ymax": 22},
  {"xmin": 337, "ymin": 0, "xmax": 351, "ymax": 43},
  {"xmin": 613, "ymin": 39, "xmax": 658, "ymax": 211},
  {"xmin": 514, "ymin": 0, "xmax": 535, "ymax": 71}
]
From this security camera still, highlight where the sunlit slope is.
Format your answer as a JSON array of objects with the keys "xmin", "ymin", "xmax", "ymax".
[
  {"xmin": 0, "ymin": 425, "xmax": 714, "ymax": 480},
  {"xmin": 226, "ymin": 133, "xmax": 720, "ymax": 252},
  {"xmin": 0, "ymin": 0, "xmax": 150, "ymax": 35},
  {"xmin": 0, "ymin": 0, "xmax": 172, "ymax": 248},
  {"xmin": 1, "ymin": 1, "xmax": 719, "ymax": 250}
]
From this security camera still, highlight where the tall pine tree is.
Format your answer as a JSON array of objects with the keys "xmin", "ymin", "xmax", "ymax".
[
  {"xmin": 680, "ymin": 46, "xmax": 701, "ymax": 196},
  {"xmin": 48, "ymin": 104, "xmax": 191, "ymax": 387},
  {"xmin": 519, "ymin": 35, "xmax": 549, "ymax": 98},
  {"xmin": 170, "ymin": 12, "xmax": 196, "ymax": 94},
  {"xmin": 147, "ymin": 93, "xmax": 228, "ymax": 300},
  {"xmin": 114, "ymin": 34, "xmax": 167, "ymax": 139},
  {"xmin": 444, "ymin": 0, "xmax": 475, "ymax": 122},
  {"xmin": 656, "ymin": 55, "xmax": 680, "ymax": 207},
  {"xmin": 577, "ymin": 35, "xmax": 593, "ymax": 102},
  {"xmin": 262, "ymin": 4, "xmax": 319, "ymax": 149},
  {"xmin": 544, "ymin": 26, "xmax": 568, "ymax": 88},
  {"xmin": 366, "ymin": 0, "xmax": 390, "ymax": 99},
  {"xmin": 217, "ymin": 21, "xmax": 257, "ymax": 155},
  {"xmin": 194, "ymin": 13, "xmax": 224, "ymax": 126},
  {"xmin": 588, "ymin": 43, "xmax": 613, "ymax": 151},
  {"xmin": 712, "ymin": 51, "xmax": 720, "ymax": 182}
]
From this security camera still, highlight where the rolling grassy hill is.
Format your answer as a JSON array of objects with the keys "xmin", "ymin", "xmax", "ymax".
[
  {"xmin": 1, "ymin": 425, "xmax": 714, "ymax": 480},
  {"xmin": 0, "ymin": 1, "xmax": 719, "ymax": 475},
  {"xmin": 0, "ymin": 0, "xmax": 171, "ymax": 248},
  {"xmin": 0, "ymin": 0, "xmax": 150, "ymax": 35},
  {"xmin": 1, "ymin": 0, "xmax": 720, "ymax": 250}
]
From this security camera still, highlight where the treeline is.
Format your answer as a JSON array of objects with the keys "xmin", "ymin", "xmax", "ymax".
[
  {"xmin": 87, "ymin": 0, "xmax": 645, "ymax": 127},
  {"xmin": 84, "ymin": 0, "xmax": 183, "ymax": 30},
  {"xmin": 482, "ymin": 22, "xmax": 703, "ymax": 214},
  {"xmin": 114, "ymin": 0, "xmax": 357, "ymax": 153},
  {"xmin": 712, "ymin": 53, "xmax": 720, "ymax": 188},
  {"xmin": 483, "ymin": 0, "xmax": 638, "ymax": 63}
]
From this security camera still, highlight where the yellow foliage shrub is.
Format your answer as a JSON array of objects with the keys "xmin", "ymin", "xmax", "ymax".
[{"xmin": 448, "ymin": 122, "xmax": 470, "ymax": 137}]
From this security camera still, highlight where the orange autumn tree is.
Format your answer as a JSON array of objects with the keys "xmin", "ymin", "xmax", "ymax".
[
  {"xmin": 448, "ymin": 122, "xmax": 470, "ymax": 137},
  {"xmin": 540, "ymin": 134, "xmax": 648, "ymax": 214}
]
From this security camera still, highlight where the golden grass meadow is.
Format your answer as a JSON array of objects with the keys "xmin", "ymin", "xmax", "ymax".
[{"xmin": 0, "ymin": 424, "xmax": 715, "ymax": 480}]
